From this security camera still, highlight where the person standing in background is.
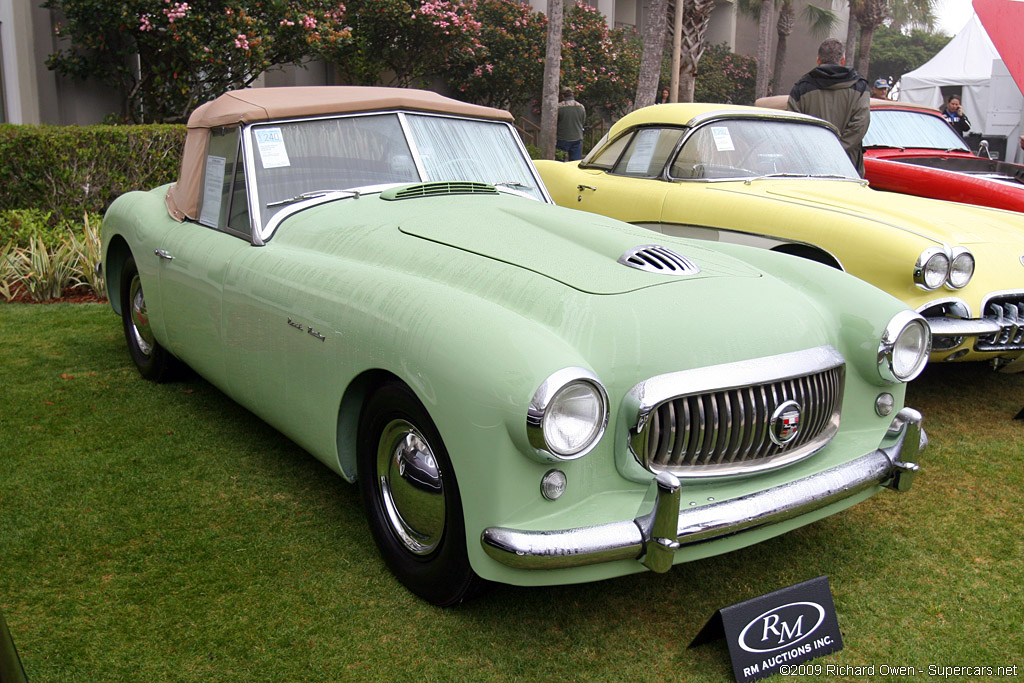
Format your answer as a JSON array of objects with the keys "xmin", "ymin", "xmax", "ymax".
[
  {"xmin": 788, "ymin": 38, "xmax": 870, "ymax": 175},
  {"xmin": 556, "ymin": 89, "xmax": 586, "ymax": 162},
  {"xmin": 941, "ymin": 95, "xmax": 971, "ymax": 138}
]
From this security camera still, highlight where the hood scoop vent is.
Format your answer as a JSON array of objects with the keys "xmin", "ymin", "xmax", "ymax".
[
  {"xmin": 381, "ymin": 181, "xmax": 499, "ymax": 201},
  {"xmin": 618, "ymin": 245, "xmax": 701, "ymax": 276}
]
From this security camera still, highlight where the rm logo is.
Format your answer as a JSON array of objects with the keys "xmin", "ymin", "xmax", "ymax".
[{"xmin": 738, "ymin": 601, "xmax": 826, "ymax": 653}]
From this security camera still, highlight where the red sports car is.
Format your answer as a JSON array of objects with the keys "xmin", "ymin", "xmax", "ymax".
[{"xmin": 863, "ymin": 100, "xmax": 1024, "ymax": 213}]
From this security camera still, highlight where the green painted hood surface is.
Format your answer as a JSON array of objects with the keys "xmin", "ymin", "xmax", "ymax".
[{"xmin": 387, "ymin": 193, "xmax": 762, "ymax": 294}]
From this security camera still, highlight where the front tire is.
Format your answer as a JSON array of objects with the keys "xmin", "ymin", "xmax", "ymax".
[
  {"xmin": 358, "ymin": 382, "xmax": 484, "ymax": 606},
  {"xmin": 120, "ymin": 255, "xmax": 177, "ymax": 382}
]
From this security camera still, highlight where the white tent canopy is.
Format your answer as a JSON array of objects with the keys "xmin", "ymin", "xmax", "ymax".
[
  {"xmin": 896, "ymin": 13, "xmax": 1024, "ymax": 161},
  {"xmin": 897, "ymin": 15, "xmax": 1001, "ymax": 134}
]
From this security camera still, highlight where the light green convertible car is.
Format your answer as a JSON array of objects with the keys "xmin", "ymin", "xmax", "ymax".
[{"xmin": 102, "ymin": 87, "xmax": 929, "ymax": 605}]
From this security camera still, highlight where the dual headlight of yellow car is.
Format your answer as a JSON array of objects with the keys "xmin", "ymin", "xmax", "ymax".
[{"xmin": 915, "ymin": 246, "xmax": 975, "ymax": 291}]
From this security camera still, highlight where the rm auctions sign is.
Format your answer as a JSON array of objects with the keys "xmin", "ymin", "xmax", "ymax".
[{"xmin": 689, "ymin": 576, "xmax": 844, "ymax": 683}]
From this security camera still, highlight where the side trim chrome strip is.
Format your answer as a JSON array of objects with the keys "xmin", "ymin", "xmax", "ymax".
[{"xmin": 481, "ymin": 408, "xmax": 924, "ymax": 571}]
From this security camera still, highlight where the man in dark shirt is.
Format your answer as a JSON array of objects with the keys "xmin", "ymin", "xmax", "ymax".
[
  {"xmin": 788, "ymin": 39, "xmax": 870, "ymax": 175},
  {"xmin": 556, "ymin": 89, "xmax": 586, "ymax": 162}
]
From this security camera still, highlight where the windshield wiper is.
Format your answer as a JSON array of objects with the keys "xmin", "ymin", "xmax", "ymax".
[
  {"xmin": 267, "ymin": 189, "xmax": 358, "ymax": 208},
  {"xmin": 743, "ymin": 173, "xmax": 810, "ymax": 184},
  {"xmin": 744, "ymin": 172, "xmax": 859, "ymax": 185},
  {"xmin": 494, "ymin": 181, "xmax": 529, "ymax": 189}
]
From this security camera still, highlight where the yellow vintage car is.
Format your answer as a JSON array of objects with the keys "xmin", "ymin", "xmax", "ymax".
[{"xmin": 536, "ymin": 103, "xmax": 1024, "ymax": 371}]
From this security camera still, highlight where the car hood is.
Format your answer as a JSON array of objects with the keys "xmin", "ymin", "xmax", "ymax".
[
  {"xmin": 391, "ymin": 194, "xmax": 762, "ymax": 294},
  {"xmin": 749, "ymin": 179, "xmax": 1024, "ymax": 246}
]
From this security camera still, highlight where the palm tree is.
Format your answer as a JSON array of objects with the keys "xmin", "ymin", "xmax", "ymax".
[
  {"xmin": 851, "ymin": 0, "xmax": 888, "ymax": 76},
  {"xmin": 673, "ymin": 0, "xmax": 717, "ymax": 102},
  {"xmin": 540, "ymin": 0, "xmax": 564, "ymax": 159},
  {"xmin": 740, "ymin": 1, "xmax": 838, "ymax": 95},
  {"xmin": 848, "ymin": 1, "xmax": 935, "ymax": 77},
  {"xmin": 771, "ymin": 1, "xmax": 837, "ymax": 93},
  {"xmin": 635, "ymin": 0, "xmax": 671, "ymax": 109},
  {"xmin": 755, "ymin": 0, "xmax": 774, "ymax": 98}
]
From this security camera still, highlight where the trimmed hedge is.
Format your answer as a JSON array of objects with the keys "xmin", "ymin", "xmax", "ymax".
[{"xmin": 0, "ymin": 124, "xmax": 186, "ymax": 224}]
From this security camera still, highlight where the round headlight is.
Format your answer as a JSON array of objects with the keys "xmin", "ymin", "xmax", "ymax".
[
  {"xmin": 947, "ymin": 249, "xmax": 975, "ymax": 289},
  {"xmin": 527, "ymin": 368, "xmax": 609, "ymax": 460},
  {"xmin": 879, "ymin": 311, "xmax": 931, "ymax": 383},
  {"xmin": 915, "ymin": 248, "xmax": 949, "ymax": 291}
]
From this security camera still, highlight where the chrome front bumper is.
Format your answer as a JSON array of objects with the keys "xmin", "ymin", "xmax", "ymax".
[
  {"xmin": 481, "ymin": 408, "xmax": 925, "ymax": 572},
  {"xmin": 926, "ymin": 317, "xmax": 1002, "ymax": 338}
]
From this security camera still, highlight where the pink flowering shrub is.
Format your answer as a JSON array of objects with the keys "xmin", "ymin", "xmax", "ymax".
[
  {"xmin": 45, "ymin": 0, "xmax": 353, "ymax": 123},
  {"xmin": 445, "ymin": 0, "xmax": 545, "ymax": 111},
  {"xmin": 323, "ymin": 0, "xmax": 484, "ymax": 87},
  {"xmin": 691, "ymin": 43, "xmax": 756, "ymax": 105}
]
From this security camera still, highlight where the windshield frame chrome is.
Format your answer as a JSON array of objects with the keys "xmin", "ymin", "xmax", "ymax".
[{"xmin": 241, "ymin": 109, "xmax": 551, "ymax": 243}]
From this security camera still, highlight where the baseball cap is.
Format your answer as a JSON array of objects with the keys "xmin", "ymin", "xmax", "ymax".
[{"xmin": 873, "ymin": 78, "xmax": 889, "ymax": 89}]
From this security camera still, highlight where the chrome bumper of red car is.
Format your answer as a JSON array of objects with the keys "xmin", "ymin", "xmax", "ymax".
[{"xmin": 481, "ymin": 408, "xmax": 925, "ymax": 572}]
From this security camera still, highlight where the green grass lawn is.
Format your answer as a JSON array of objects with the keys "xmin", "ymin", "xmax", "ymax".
[{"xmin": 2, "ymin": 303, "xmax": 1022, "ymax": 681}]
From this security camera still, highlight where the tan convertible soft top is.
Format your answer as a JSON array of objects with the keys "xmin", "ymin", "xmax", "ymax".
[{"xmin": 165, "ymin": 86, "xmax": 515, "ymax": 222}]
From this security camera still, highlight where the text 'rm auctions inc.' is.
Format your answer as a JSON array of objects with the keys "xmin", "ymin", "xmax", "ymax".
[{"xmin": 779, "ymin": 664, "xmax": 1020, "ymax": 677}]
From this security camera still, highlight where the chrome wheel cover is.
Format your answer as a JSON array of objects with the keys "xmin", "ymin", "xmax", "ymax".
[
  {"xmin": 128, "ymin": 275, "xmax": 154, "ymax": 357},
  {"xmin": 376, "ymin": 419, "xmax": 446, "ymax": 555}
]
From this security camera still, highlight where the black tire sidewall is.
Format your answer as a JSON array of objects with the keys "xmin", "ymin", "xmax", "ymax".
[
  {"xmin": 120, "ymin": 255, "xmax": 173, "ymax": 382},
  {"xmin": 357, "ymin": 382, "xmax": 479, "ymax": 606}
]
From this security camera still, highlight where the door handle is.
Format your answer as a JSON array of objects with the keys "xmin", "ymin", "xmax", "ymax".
[
  {"xmin": 154, "ymin": 249, "xmax": 174, "ymax": 260},
  {"xmin": 576, "ymin": 185, "xmax": 596, "ymax": 202}
]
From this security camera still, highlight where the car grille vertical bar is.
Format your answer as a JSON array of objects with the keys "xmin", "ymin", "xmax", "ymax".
[
  {"xmin": 629, "ymin": 348, "xmax": 845, "ymax": 478},
  {"xmin": 977, "ymin": 293, "xmax": 1024, "ymax": 351}
]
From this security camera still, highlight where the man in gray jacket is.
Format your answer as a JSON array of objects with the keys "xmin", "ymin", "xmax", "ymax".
[{"xmin": 788, "ymin": 38, "xmax": 870, "ymax": 175}]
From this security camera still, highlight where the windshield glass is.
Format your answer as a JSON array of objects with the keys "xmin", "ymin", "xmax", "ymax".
[
  {"xmin": 248, "ymin": 112, "xmax": 544, "ymax": 229},
  {"xmin": 405, "ymin": 114, "xmax": 545, "ymax": 200},
  {"xmin": 864, "ymin": 109, "xmax": 970, "ymax": 151},
  {"xmin": 670, "ymin": 119, "xmax": 857, "ymax": 180}
]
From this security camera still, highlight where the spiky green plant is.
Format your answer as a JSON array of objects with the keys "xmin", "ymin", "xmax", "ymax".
[
  {"xmin": 0, "ymin": 240, "xmax": 15, "ymax": 302},
  {"xmin": 67, "ymin": 212, "xmax": 104, "ymax": 297},
  {"xmin": 8, "ymin": 235, "xmax": 78, "ymax": 301}
]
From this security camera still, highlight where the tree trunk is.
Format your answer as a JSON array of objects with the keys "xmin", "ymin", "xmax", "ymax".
[
  {"xmin": 754, "ymin": 0, "xmax": 774, "ymax": 99},
  {"xmin": 677, "ymin": 0, "xmax": 716, "ymax": 102},
  {"xmin": 852, "ymin": 0, "xmax": 887, "ymax": 76},
  {"xmin": 855, "ymin": 24, "xmax": 875, "ymax": 76},
  {"xmin": 670, "ymin": 0, "xmax": 683, "ymax": 102},
  {"xmin": 540, "ymin": 0, "xmax": 564, "ymax": 160},
  {"xmin": 634, "ymin": 0, "xmax": 670, "ymax": 110},
  {"xmin": 679, "ymin": 70, "xmax": 696, "ymax": 102},
  {"xmin": 770, "ymin": 2, "xmax": 795, "ymax": 96},
  {"xmin": 845, "ymin": 5, "xmax": 858, "ymax": 66}
]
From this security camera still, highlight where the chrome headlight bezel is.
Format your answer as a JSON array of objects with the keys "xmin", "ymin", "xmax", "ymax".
[
  {"xmin": 914, "ymin": 247, "xmax": 950, "ymax": 291},
  {"xmin": 878, "ymin": 310, "xmax": 932, "ymax": 383},
  {"xmin": 527, "ymin": 368, "xmax": 609, "ymax": 462},
  {"xmin": 946, "ymin": 247, "xmax": 975, "ymax": 290}
]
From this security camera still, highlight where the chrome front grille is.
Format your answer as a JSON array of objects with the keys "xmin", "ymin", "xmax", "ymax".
[
  {"xmin": 625, "ymin": 347, "xmax": 845, "ymax": 478},
  {"xmin": 976, "ymin": 293, "xmax": 1024, "ymax": 351}
]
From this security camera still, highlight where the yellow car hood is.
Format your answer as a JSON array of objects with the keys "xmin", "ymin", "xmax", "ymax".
[{"xmin": 758, "ymin": 180, "xmax": 1024, "ymax": 246}]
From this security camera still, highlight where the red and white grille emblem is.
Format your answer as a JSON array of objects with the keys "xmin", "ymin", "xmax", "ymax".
[{"xmin": 769, "ymin": 400, "xmax": 802, "ymax": 446}]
